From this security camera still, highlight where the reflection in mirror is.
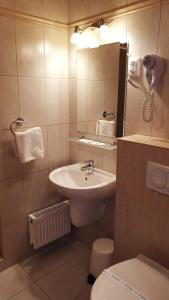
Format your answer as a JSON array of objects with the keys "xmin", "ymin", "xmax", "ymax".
[{"xmin": 76, "ymin": 42, "xmax": 127, "ymax": 139}]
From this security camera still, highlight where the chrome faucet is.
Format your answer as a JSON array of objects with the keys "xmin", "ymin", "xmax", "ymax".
[{"xmin": 81, "ymin": 160, "xmax": 94, "ymax": 174}]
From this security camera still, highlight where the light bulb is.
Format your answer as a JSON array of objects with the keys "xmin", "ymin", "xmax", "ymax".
[
  {"xmin": 71, "ymin": 26, "xmax": 81, "ymax": 45},
  {"xmin": 71, "ymin": 32, "xmax": 81, "ymax": 45},
  {"xmin": 79, "ymin": 28, "xmax": 99, "ymax": 49},
  {"xmin": 100, "ymin": 24, "xmax": 111, "ymax": 39}
]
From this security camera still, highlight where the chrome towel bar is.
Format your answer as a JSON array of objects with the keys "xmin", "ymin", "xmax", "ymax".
[
  {"xmin": 10, "ymin": 117, "xmax": 27, "ymax": 135},
  {"xmin": 103, "ymin": 111, "xmax": 116, "ymax": 120}
]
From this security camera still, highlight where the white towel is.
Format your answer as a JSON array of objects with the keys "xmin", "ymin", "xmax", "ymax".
[
  {"xmin": 96, "ymin": 120, "xmax": 115, "ymax": 138},
  {"xmin": 15, "ymin": 127, "xmax": 44, "ymax": 164}
]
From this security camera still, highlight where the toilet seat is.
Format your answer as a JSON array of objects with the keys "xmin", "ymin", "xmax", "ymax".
[{"xmin": 91, "ymin": 255, "xmax": 169, "ymax": 300}]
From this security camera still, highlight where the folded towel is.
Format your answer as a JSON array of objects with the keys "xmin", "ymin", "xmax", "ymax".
[
  {"xmin": 96, "ymin": 120, "xmax": 115, "ymax": 138},
  {"xmin": 15, "ymin": 127, "xmax": 44, "ymax": 164}
]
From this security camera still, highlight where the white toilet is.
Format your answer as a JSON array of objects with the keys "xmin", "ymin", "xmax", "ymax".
[{"xmin": 91, "ymin": 255, "xmax": 169, "ymax": 300}]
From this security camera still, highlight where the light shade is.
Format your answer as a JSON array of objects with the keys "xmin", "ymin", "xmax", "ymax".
[
  {"xmin": 71, "ymin": 26, "xmax": 81, "ymax": 45},
  {"xmin": 100, "ymin": 23, "xmax": 111, "ymax": 39}
]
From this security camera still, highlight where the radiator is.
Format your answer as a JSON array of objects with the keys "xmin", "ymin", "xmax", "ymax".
[{"xmin": 29, "ymin": 201, "xmax": 71, "ymax": 249}]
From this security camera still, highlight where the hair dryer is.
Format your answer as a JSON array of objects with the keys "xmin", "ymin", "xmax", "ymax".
[{"xmin": 143, "ymin": 54, "xmax": 165, "ymax": 90}]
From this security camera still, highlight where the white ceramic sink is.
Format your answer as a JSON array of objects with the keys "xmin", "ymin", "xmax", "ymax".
[
  {"xmin": 49, "ymin": 163, "xmax": 116, "ymax": 200},
  {"xmin": 49, "ymin": 163, "xmax": 116, "ymax": 227}
]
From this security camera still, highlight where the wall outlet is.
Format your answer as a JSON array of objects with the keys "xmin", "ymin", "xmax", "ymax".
[{"xmin": 129, "ymin": 57, "xmax": 141, "ymax": 78}]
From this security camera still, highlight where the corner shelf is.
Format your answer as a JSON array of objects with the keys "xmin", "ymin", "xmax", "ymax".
[{"xmin": 69, "ymin": 137, "xmax": 117, "ymax": 151}]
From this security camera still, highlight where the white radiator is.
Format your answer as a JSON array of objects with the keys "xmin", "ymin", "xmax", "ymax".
[{"xmin": 29, "ymin": 201, "xmax": 71, "ymax": 249}]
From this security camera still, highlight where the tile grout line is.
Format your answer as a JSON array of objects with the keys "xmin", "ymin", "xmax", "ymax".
[
  {"xmin": 5, "ymin": 282, "xmax": 33, "ymax": 300},
  {"xmin": 17, "ymin": 241, "xmax": 89, "ymax": 283}
]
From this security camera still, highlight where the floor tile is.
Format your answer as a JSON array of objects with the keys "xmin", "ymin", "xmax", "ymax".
[
  {"xmin": 0, "ymin": 265, "xmax": 32, "ymax": 300},
  {"xmin": 8, "ymin": 284, "xmax": 50, "ymax": 300},
  {"xmin": 19, "ymin": 240, "xmax": 88, "ymax": 281},
  {"xmin": 74, "ymin": 288, "xmax": 91, "ymax": 300},
  {"xmin": 69, "ymin": 251, "xmax": 90, "ymax": 278},
  {"xmin": 38, "ymin": 262, "xmax": 88, "ymax": 300}
]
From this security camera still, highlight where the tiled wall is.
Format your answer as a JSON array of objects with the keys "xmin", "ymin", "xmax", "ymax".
[
  {"xmin": 68, "ymin": 0, "xmax": 169, "ymax": 246},
  {"xmin": 115, "ymin": 135, "xmax": 169, "ymax": 269},
  {"xmin": 69, "ymin": 0, "xmax": 169, "ymax": 144},
  {"xmin": 0, "ymin": 1, "xmax": 69, "ymax": 269},
  {"xmin": 1, "ymin": 0, "xmax": 169, "ymax": 269}
]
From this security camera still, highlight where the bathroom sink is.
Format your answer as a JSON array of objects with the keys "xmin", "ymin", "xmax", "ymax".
[
  {"xmin": 49, "ymin": 163, "xmax": 116, "ymax": 227},
  {"xmin": 49, "ymin": 163, "xmax": 116, "ymax": 200}
]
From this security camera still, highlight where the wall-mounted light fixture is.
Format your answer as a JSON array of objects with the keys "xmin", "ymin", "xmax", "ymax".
[
  {"xmin": 71, "ymin": 26, "xmax": 81, "ymax": 44},
  {"xmin": 71, "ymin": 18, "xmax": 112, "ymax": 47}
]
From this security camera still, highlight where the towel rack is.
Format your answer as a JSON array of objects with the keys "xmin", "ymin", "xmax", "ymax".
[
  {"xmin": 10, "ymin": 117, "xmax": 27, "ymax": 135},
  {"xmin": 103, "ymin": 111, "xmax": 116, "ymax": 120}
]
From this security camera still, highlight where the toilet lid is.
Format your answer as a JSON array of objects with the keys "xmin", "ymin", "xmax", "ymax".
[{"xmin": 91, "ymin": 256, "xmax": 169, "ymax": 300}]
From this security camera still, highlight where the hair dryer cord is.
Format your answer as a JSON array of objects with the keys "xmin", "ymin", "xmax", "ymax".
[{"xmin": 142, "ymin": 90, "xmax": 155, "ymax": 123}]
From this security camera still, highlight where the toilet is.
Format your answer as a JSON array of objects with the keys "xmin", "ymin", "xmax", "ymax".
[{"xmin": 91, "ymin": 255, "xmax": 169, "ymax": 300}]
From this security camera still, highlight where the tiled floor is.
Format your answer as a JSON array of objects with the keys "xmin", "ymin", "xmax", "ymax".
[{"xmin": 0, "ymin": 239, "xmax": 91, "ymax": 300}]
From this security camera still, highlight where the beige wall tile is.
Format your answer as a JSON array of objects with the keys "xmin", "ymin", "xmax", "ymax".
[
  {"xmin": 0, "ymin": 130, "xmax": 22, "ymax": 180},
  {"xmin": 77, "ymin": 121, "xmax": 88, "ymax": 133},
  {"xmin": 152, "ymin": 84, "xmax": 169, "ymax": 139},
  {"xmin": 76, "ymin": 49, "xmax": 88, "ymax": 80},
  {"xmin": 14, "ymin": 0, "xmax": 43, "ymax": 17},
  {"xmin": 0, "ymin": 76, "xmax": 19, "ymax": 131},
  {"xmin": 157, "ymin": 2, "xmax": 169, "ymax": 76},
  {"xmin": 0, "ymin": 177, "xmax": 25, "ymax": 226},
  {"xmin": 24, "ymin": 170, "xmax": 57, "ymax": 214},
  {"xmin": 43, "ymin": 0, "xmax": 68, "ymax": 23},
  {"xmin": 46, "ymin": 78, "xmax": 69, "ymax": 124},
  {"xmin": 87, "ymin": 120, "xmax": 97, "ymax": 135},
  {"xmin": 115, "ymin": 138, "xmax": 169, "ymax": 268},
  {"xmin": 69, "ymin": 79, "xmax": 77, "ymax": 124},
  {"xmin": 18, "ymin": 77, "xmax": 46, "ymax": 124},
  {"xmin": 0, "ymin": 16, "xmax": 16, "ymax": 75},
  {"xmin": 1, "ymin": 219, "xmax": 32, "ymax": 266},
  {"xmin": 47, "ymin": 124, "xmax": 70, "ymax": 168},
  {"xmin": 0, "ymin": 0, "xmax": 13, "ymax": 8},
  {"xmin": 127, "ymin": 6, "xmax": 160, "ymax": 57},
  {"xmin": 45, "ymin": 26, "xmax": 68, "ymax": 78},
  {"xmin": 68, "ymin": 29, "xmax": 77, "ymax": 79},
  {"xmin": 22, "ymin": 126, "xmax": 48, "ymax": 174},
  {"xmin": 15, "ymin": 20, "xmax": 44, "ymax": 77},
  {"xmin": 125, "ymin": 84, "xmax": 152, "ymax": 136},
  {"xmin": 77, "ymin": 80, "xmax": 88, "ymax": 123}
]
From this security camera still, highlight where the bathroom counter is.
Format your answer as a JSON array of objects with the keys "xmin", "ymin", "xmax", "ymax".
[{"xmin": 118, "ymin": 134, "xmax": 169, "ymax": 150}]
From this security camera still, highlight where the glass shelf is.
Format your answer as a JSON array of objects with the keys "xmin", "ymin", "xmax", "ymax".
[{"xmin": 69, "ymin": 137, "xmax": 117, "ymax": 151}]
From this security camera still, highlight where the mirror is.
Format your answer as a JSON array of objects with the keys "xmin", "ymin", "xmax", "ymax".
[{"xmin": 76, "ymin": 42, "xmax": 127, "ymax": 138}]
